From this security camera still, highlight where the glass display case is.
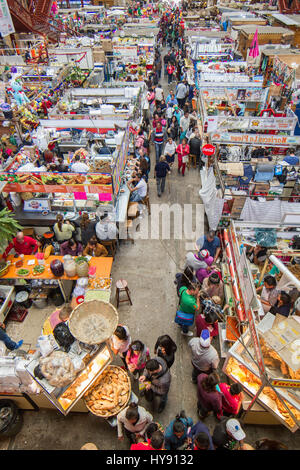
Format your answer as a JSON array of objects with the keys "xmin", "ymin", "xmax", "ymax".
[
  {"xmin": 26, "ymin": 343, "xmax": 113, "ymax": 415},
  {"xmin": 223, "ymin": 329, "xmax": 300, "ymax": 432}
]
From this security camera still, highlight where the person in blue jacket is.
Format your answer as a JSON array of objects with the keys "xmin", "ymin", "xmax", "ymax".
[
  {"xmin": 164, "ymin": 411, "xmax": 193, "ymax": 450},
  {"xmin": 187, "ymin": 420, "xmax": 214, "ymax": 450}
]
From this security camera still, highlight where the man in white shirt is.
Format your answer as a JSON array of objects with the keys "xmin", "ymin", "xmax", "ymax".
[
  {"xmin": 176, "ymin": 81, "xmax": 188, "ymax": 109},
  {"xmin": 70, "ymin": 155, "xmax": 89, "ymax": 173},
  {"xmin": 155, "ymin": 84, "xmax": 164, "ymax": 107},
  {"xmin": 127, "ymin": 173, "xmax": 147, "ymax": 202},
  {"xmin": 180, "ymin": 111, "xmax": 190, "ymax": 141}
]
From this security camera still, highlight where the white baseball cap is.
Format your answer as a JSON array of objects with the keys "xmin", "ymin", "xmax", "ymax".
[{"xmin": 226, "ymin": 419, "xmax": 246, "ymax": 441}]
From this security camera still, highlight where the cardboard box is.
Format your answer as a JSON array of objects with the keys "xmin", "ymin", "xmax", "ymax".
[
  {"xmin": 93, "ymin": 50, "xmax": 106, "ymax": 63},
  {"xmin": 101, "ymin": 39, "xmax": 112, "ymax": 52},
  {"xmin": 254, "ymin": 182, "xmax": 270, "ymax": 192}
]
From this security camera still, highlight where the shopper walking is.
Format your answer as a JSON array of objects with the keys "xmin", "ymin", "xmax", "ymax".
[
  {"xmin": 155, "ymin": 155, "xmax": 171, "ymax": 197},
  {"xmin": 126, "ymin": 340, "xmax": 150, "ymax": 379},
  {"xmin": 152, "ymin": 122, "xmax": 167, "ymax": 163},
  {"xmin": 188, "ymin": 329, "xmax": 220, "ymax": 383},
  {"xmin": 139, "ymin": 357, "xmax": 171, "ymax": 413},
  {"xmin": 164, "ymin": 411, "xmax": 193, "ymax": 450},
  {"xmin": 176, "ymin": 138, "xmax": 189, "ymax": 176},
  {"xmin": 117, "ymin": 403, "xmax": 153, "ymax": 445},
  {"xmin": 154, "ymin": 334, "xmax": 177, "ymax": 369},
  {"xmin": 197, "ymin": 372, "xmax": 223, "ymax": 419}
]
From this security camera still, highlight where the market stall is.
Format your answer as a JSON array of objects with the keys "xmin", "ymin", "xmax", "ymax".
[
  {"xmin": 0, "ymin": 298, "xmax": 133, "ymax": 417},
  {"xmin": 219, "ymin": 221, "xmax": 300, "ymax": 432},
  {"xmin": 211, "ymin": 132, "xmax": 300, "ymax": 222}
]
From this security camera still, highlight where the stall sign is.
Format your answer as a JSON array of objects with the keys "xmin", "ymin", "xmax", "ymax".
[
  {"xmin": 247, "ymin": 308, "xmax": 265, "ymax": 376},
  {"xmin": 0, "ymin": 172, "xmax": 113, "ymax": 194},
  {"xmin": 215, "ymin": 116, "xmax": 296, "ymax": 132},
  {"xmin": 210, "ymin": 132, "xmax": 300, "ymax": 147},
  {"xmin": 270, "ymin": 379, "xmax": 300, "ymax": 389},
  {"xmin": 202, "ymin": 144, "xmax": 216, "ymax": 156},
  {"xmin": 137, "ymin": 44, "xmax": 154, "ymax": 55},
  {"xmin": 113, "ymin": 45, "xmax": 137, "ymax": 57}
]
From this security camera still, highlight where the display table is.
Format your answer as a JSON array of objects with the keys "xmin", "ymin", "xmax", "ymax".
[
  {"xmin": 115, "ymin": 184, "xmax": 131, "ymax": 224},
  {"xmin": 3, "ymin": 255, "xmax": 113, "ymax": 281}
]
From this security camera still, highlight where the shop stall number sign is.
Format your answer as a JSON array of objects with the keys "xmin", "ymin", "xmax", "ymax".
[{"xmin": 270, "ymin": 379, "xmax": 300, "ymax": 389}]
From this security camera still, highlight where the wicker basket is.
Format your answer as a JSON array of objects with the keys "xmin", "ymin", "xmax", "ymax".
[
  {"xmin": 69, "ymin": 300, "xmax": 118, "ymax": 345},
  {"xmin": 84, "ymin": 365, "xmax": 131, "ymax": 418}
]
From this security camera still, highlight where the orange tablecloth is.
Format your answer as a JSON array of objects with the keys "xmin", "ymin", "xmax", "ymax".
[{"xmin": 3, "ymin": 255, "xmax": 113, "ymax": 281}]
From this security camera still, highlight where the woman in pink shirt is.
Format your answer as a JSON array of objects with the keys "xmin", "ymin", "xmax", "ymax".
[
  {"xmin": 176, "ymin": 138, "xmax": 189, "ymax": 176},
  {"xmin": 126, "ymin": 340, "xmax": 150, "ymax": 379},
  {"xmin": 219, "ymin": 382, "xmax": 243, "ymax": 416}
]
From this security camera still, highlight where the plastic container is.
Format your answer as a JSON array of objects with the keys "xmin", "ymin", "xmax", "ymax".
[
  {"xmin": 76, "ymin": 259, "xmax": 89, "ymax": 278},
  {"xmin": 63, "ymin": 255, "xmax": 76, "ymax": 277}
]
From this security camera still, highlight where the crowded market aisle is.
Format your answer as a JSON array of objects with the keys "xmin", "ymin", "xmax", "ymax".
[
  {"xmin": 0, "ymin": 1, "xmax": 300, "ymax": 452},
  {"xmin": 1, "ymin": 14, "xmax": 299, "ymax": 451}
]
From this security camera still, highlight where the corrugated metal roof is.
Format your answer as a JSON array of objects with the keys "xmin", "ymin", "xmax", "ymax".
[
  {"xmin": 272, "ymin": 13, "xmax": 299, "ymax": 25},
  {"xmin": 238, "ymin": 25, "xmax": 294, "ymax": 35}
]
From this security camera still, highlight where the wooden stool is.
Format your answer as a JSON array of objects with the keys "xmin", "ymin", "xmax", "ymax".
[
  {"xmin": 140, "ymin": 194, "xmax": 151, "ymax": 215},
  {"xmin": 100, "ymin": 239, "xmax": 117, "ymax": 258},
  {"xmin": 127, "ymin": 202, "xmax": 140, "ymax": 219},
  {"xmin": 116, "ymin": 279, "xmax": 132, "ymax": 308},
  {"xmin": 188, "ymin": 154, "xmax": 197, "ymax": 169}
]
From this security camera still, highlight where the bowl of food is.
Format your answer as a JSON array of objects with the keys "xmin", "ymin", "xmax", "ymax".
[
  {"xmin": 16, "ymin": 268, "xmax": 30, "ymax": 277},
  {"xmin": 69, "ymin": 300, "xmax": 118, "ymax": 345},
  {"xmin": 84, "ymin": 365, "xmax": 131, "ymax": 418},
  {"xmin": 33, "ymin": 265, "xmax": 45, "ymax": 276}
]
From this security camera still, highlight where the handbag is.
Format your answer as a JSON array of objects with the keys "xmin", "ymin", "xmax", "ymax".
[
  {"xmin": 174, "ymin": 288, "xmax": 195, "ymax": 326},
  {"xmin": 182, "ymin": 155, "xmax": 188, "ymax": 164},
  {"xmin": 175, "ymin": 310, "xmax": 194, "ymax": 326}
]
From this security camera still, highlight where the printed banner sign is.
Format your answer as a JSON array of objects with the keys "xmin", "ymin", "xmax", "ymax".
[
  {"xmin": 210, "ymin": 132, "xmax": 300, "ymax": 147},
  {"xmin": 0, "ymin": 172, "xmax": 113, "ymax": 194}
]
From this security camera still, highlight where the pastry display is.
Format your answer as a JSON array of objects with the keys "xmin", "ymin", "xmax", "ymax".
[
  {"xmin": 58, "ymin": 347, "xmax": 111, "ymax": 411},
  {"xmin": 39, "ymin": 351, "xmax": 76, "ymax": 387},
  {"xmin": 226, "ymin": 357, "xmax": 262, "ymax": 391},
  {"xmin": 260, "ymin": 337, "xmax": 300, "ymax": 380},
  {"xmin": 226, "ymin": 357, "xmax": 300, "ymax": 430},
  {"xmin": 84, "ymin": 365, "xmax": 131, "ymax": 417},
  {"xmin": 263, "ymin": 387, "xmax": 300, "ymax": 430}
]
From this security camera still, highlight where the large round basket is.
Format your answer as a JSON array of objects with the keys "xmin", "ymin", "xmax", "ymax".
[
  {"xmin": 84, "ymin": 365, "xmax": 131, "ymax": 418},
  {"xmin": 68, "ymin": 300, "xmax": 119, "ymax": 345}
]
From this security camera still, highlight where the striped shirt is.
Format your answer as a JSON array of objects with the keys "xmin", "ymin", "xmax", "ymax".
[{"xmin": 154, "ymin": 128, "xmax": 164, "ymax": 145}]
